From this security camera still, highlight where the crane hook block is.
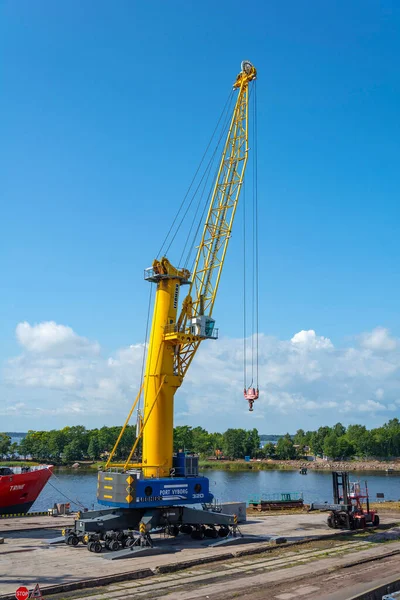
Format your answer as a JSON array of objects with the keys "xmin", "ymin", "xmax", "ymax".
[{"xmin": 244, "ymin": 387, "xmax": 259, "ymax": 411}]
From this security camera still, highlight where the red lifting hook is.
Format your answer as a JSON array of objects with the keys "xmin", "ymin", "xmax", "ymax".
[{"xmin": 244, "ymin": 387, "xmax": 259, "ymax": 411}]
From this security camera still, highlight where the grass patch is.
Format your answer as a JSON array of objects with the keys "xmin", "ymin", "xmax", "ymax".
[
  {"xmin": 0, "ymin": 460, "xmax": 40, "ymax": 467},
  {"xmin": 199, "ymin": 460, "xmax": 295, "ymax": 471}
]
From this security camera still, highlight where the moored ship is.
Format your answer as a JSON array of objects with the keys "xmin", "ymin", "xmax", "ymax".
[{"xmin": 0, "ymin": 464, "xmax": 53, "ymax": 515}]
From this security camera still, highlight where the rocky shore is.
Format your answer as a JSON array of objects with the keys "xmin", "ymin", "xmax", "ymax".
[{"xmin": 269, "ymin": 459, "xmax": 400, "ymax": 472}]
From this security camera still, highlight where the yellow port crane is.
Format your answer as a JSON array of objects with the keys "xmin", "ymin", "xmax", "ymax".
[{"xmin": 106, "ymin": 60, "xmax": 257, "ymax": 483}]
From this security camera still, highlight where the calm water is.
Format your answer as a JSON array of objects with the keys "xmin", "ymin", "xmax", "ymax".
[{"xmin": 31, "ymin": 469, "xmax": 400, "ymax": 512}]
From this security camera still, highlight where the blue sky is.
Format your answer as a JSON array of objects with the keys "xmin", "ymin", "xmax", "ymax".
[{"xmin": 2, "ymin": 1, "xmax": 400, "ymax": 433}]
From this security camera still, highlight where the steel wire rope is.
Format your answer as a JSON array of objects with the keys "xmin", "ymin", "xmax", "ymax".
[
  {"xmin": 180, "ymin": 156, "xmax": 215, "ymax": 270},
  {"xmin": 137, "ymin": 282, "xmax": 154, "ymax": 414},
  {"xmin": 254, "ymin": 81, "xmax": 259, "ymax": 388},
  {"xmin": 185, "ymin": 96, "xmax": 238, "ymax": 276},
  {"xmin": 156, "ymin": 90, "xmax": 234, "ymax": 259},
  {"xmin": 175, "ymin": 92, "xmax": 235, "ymax": 268},
  {"xmin": 47, "ymin": 472, "xmax": 86, "ymax": 509},
  {"xmin": 243, "ymin": 179, "xmax": 247, "ymax": 390},
  {"xmin": 179, "ymin": 117, "xmax": 230, "ymax": 270},
  {"xmin": 251, "ymin": 85, "xmax": 256, "ymax": 387}
]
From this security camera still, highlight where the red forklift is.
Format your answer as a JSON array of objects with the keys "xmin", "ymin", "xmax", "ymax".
[{"xmin": 310, "ymin": 472, "xmax": 379, "ymax": 530}]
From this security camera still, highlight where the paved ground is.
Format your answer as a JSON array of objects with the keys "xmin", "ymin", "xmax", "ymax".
[
  {"xmin": 48, "ymin": 539, "xmax": 400, "ymax": 600},
  {"xmin": 0, "ymin": 511, "xmax": 399, "ymax": 598}
]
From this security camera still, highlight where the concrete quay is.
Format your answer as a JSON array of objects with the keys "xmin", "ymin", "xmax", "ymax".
[{"xmin": 0, "ymin": 511, "xmax": 399, "ymax": 598}]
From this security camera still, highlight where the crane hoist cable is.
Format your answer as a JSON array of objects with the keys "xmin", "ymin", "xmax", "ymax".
[
  {"xmin": 243, "ymin": 80, "xmax": 259, "ymax": 412},
  {"xmin": 181, "ymin": 102, "xmax": 236, "ymax": 271},
  {"xmin": 157, "ymin": 90, "xmax": 234, "ymax": 260},
  {"xmin": 137, "ymin": 282, "xmax": 154, "ymax": 415}
]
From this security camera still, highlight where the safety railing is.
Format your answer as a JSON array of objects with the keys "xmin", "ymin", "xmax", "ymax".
[{"xmin": 248, "ymin": 491, "xmax": 303, "ymax": 504}]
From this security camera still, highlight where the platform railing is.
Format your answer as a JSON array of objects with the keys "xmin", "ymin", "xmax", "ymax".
[{"xmin": 248, "ymin": 491, "xmax": 303, "ymax": 504}]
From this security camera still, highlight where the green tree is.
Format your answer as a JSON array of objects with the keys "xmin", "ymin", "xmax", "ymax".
[
  {"xmin": 276, "ymin": 434, "xmax": 296, "ymax": 460},
  {"xmin": 323, "ymin": 433, "xmax": 339, "ymax": 459},
  {"xmin": 223, "ymin": 429, "xmax": 246, "ymax": 459},
  {"xmin": 337, "ymin": 436, "xmax": 354, "ymax": 459},
  {"xmin": 244, "ymin": 428, "xmax": 260, "ymax": 458},
  {"xmin": 263, "ymin": 442, "xmax": 276, "ymax": 458},
  {"xmin": 63, "ymin": 439, "xmax": 83, "ymax": 463},
  {"xmin": 0, "ymin": 433, "xmax": 11, "ymax": 458},
  {"xmin": 310, "ymin": 426, "xmax": 331, "ymax": 456},
  {"xmin": 192, "ymin": 427, "xmax": 212, "ymax": 455},
  {"xmin": 333, "ymin": 423, "xmax": 346, "ymax": 437},
  {"xmin": 346, "ymin": 425, "xmax": 373, "ymax": 457},
  {"xmin": 173, "ymin": 426, "xmax": 194, "ymax": 452},
  {"xmin": 87, "ymin": 435, "xmax": 100, "ymax": 460}
]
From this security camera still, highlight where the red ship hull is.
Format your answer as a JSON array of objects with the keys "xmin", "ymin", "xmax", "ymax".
[{"xmin": 0, "ymin": 465, "xmax": 53, "ymax": 515}]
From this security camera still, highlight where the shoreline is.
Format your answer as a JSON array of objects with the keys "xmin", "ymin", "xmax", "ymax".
[
  {"xmin": 199, "ymin": 458, "xmax": 400, "ymax": 472},
  {"xmin": 2, "ymin": 459, "xmax": 399, "ymax": 473}
]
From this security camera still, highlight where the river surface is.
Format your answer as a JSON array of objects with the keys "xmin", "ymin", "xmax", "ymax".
[{"xmin": 31, "ymin": 469, "xmax": 400, "ymax": 512}]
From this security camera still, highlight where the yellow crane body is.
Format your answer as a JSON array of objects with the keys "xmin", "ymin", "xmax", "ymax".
[{"xmin": 103, "ymin": 61, "xmax": 257, "ymax": 492}]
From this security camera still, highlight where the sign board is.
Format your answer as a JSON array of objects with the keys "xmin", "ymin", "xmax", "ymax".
[
  {"xmin": 376, "ymin": 492, "xmax": 385, "ymax": 499},
  {"xmin": 29, "ymin": 584, "xmax": 42, "ymax": 598},
  {"xmin": 15, "ymin": 588, "xmax": 29, "ymax": 600}
]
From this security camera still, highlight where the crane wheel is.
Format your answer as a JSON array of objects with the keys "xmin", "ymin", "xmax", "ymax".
[
  {"xmin": 218, "ymin": 526, "xmax": 229, "ymax": 538},
  {"xmin": 116, "ymin": 531, "xmax": 125, "ymax": 542},
  {"xmin": 373, "ymin": 515, "xmax": 380, "ymax": 526},
  {"xmin": 67, "ymin": 534, "xmax": 78, "ymax": 546},
  {"xmin": 93, "ymin": 541, "xmax": 103, "ymax": 553},
  {"xmin": 88, "ymin": 541, "xmax": 95, "ymax": 552},
  {"xmin": 191, "ymin": 528, "xmax": 205, "ymax": 540},
  {"xmin": 110, "ymin": 540, "xmax": 120, "ymax": 551},
  {"xmin": 204, "ymin": 528, "xmax": 218, "ymax": 539},
  {"xmin": 327, "ymin": 516, "xmax": 334, "ymax": 529},
  {"xmin": 167, "ymin": 525, "xmax": 180, "ymax": 537},
  {"xmin": 180, "ymin": 524, "xmax": 192, "ymax": 535}
]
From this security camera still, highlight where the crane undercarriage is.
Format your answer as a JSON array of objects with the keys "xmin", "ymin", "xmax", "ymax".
[{"xmin": 60, "ymin": 503, "xmax": 240, "ymax": 559}]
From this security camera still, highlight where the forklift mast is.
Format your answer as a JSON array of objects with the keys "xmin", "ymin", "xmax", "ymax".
[{"xmin": 332, "ymin": 471, "xmax": 350, "ymax": 506}]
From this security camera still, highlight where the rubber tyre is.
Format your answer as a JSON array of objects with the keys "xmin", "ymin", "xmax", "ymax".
[
  {"xmin": 110, "ymin": 540, "xmax": 120, "ymax": 552},
  {"xmin": 70, "ymin": 536, "xmax": 79, "ymax": 546},
  {"xmin": 373, "ymin": 515, "xmax": 380, "ymax": 526},
  {"xmin": 93, "ymin": 541, "xmax": 102, "ymax": 553},
  {"xmin": 116, "ymin": 531, "xmax": 125, "ymax": 542},
  {"xmin": 358, "ymin": 517, "xmax": 366, "ymax": 529},
  {"xmin": 88, "ymin": 541, "xmax": 95, "ymax": 552},
  {"xmin": 191, "ymin": 529, "xmax": 205, "ymax": 540},
  {"xmin": 180, "ymin": 524, "xmax": 192, "ymax": 535},
  {"xmin": 218, "ymin": 527, "xmax": 229, "ymax": 538},
  {"xmin": 168, "ymin": 525, "xmax": 180, "ymax": 537},
  {"xmin": 327, "ymin": 516, "xmax": 334, "ymax": 529}
]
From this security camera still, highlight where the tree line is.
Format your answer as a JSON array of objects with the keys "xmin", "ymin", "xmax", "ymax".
[
  {"xmin": 292, "ymin": 419, "xmax": 400, "ymax": 460},
  {"xmin": 1, "ymin": 419, "xmax": 400, "ymax": 464},
  {"xmin": 0, "ymin": 425, "xmax": 261, "ymax": 464}
]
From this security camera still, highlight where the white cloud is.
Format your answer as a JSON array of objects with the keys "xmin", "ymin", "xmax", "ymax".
[
  {"xmin": 2, "ymin": 321, "xmax": 400, "ymax": 431},
  {"xmin": 291, "ymin": 330, "xmax": 333, "ymax": 350},
  {"xmin": 16, "ymin": 321, "xmax": 100, "ymax": 355},
  {"xmin": 360, "ymin": 327, "xmax": 397, "ymax": 352}
]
